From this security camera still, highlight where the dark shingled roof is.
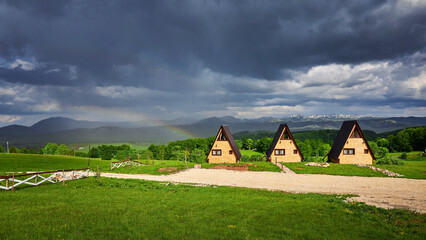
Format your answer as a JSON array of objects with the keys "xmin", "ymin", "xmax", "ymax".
[
  {"xmin": 266, "ymin": 123, "xmax": 303, "ymax": 160},
  {"xmin": 328, "ymin": 120, "xmax": 376, "ymax": 161},
  {"xmin": 217, "ymin": 125, "xmax": 242, "ymax": 160}
]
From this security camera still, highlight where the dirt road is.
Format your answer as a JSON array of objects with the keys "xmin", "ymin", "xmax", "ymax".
[{"xmin": 100, "ymin": 169, "xmax": 426, "ymax": 213}]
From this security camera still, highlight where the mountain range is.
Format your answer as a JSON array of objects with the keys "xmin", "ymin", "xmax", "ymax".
[{"xmin": 0, "ymin": 116, "xmax": 425, "ymax": 148}]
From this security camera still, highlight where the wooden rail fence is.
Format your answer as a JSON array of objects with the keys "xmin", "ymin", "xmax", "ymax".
[
  {"xmin": 110, "ymin": 160, "xmax": 143, "ymax": 170},
  {"xmin": 0, "ymin": 168, "xmax": 90, "ymax": 191}
]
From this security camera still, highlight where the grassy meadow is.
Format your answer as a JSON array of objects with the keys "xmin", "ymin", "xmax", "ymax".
[
  {"xmin": 0, "ymin": 177, "xmax": 424, "ymax": 239},
  {"xmin": 68, "ymin": 142, "xmax": 151, "ymax": 153},
  {"xmin": 283, "ymin": 152, "xmax": 426, "ymax": 179},
  {"xmin": 284, "ymin": 162, "xmax": 389, "ymax": 177},
  {"xmin": 0, "ymin": 153, "xmax": 280, "ymax": 176}
]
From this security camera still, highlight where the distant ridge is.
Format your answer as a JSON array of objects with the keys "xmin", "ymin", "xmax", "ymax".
[{"xmin": 0, "ymin": 115, "xmax": 424, "ymax": 148}]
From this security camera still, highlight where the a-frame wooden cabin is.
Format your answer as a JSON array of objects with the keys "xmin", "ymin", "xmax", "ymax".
[
  {"xmin": 327, "ymin": 120, "xmax": 375, "ymax": 164},
  {"xmin": 207, "ymin": 125, "xmax": 242, "ymax": 163},
  {"xmin": 266, "ymin": 124, "xmax": 303, "ymax": 163}
]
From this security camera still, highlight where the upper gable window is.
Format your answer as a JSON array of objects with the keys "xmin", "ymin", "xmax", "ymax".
[
  {"xmin": 218, "ymin": 131, "xmax": 227, "ymax": 141},
  {"xmin": 350, "ymin": 128, "xmax": 361, "ymax": 138},
  {"xmin": 281, "ymin": 130, "xmax": 290, "ymax": 140}
]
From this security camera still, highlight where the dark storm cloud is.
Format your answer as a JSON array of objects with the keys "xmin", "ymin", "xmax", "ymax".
[
  {"xmin": 0, "ymin": 0, "xmax": 425, "ymax": 124},
  {"xmin": 0, "ymin": 0, "xmax": 425, "ymax": 82}
]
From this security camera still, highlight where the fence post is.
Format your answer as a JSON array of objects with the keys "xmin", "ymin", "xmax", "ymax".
[
  {"xmin": 110, "ymin": 161, "xmax": 112, "ymax": 170},
  {"xmin": 12, "ymin": 172, "xmax": 14, "ymax": 192},
  {"xmin": 6, "ymin": 178, "xmax": 8, "ymax": 189},
  {"xmin": 63, "ymin": 170, "xmax": 65, "ymax": 186},
  {"xmin": 55, "ymin": 173, "xmax": 58, "ymax": 183},
  {"xmin": 35, "ymin": 175, "xmax": 37, "ymax": 185}
]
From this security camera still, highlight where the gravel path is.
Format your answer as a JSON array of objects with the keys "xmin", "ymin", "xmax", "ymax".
[{"xmin": 100, "ymin": 169, "xmax": 426, "ymax": 213}]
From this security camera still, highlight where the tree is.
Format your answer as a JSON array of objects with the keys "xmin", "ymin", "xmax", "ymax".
[
  {"xmin": 235, "ymin": 139, "xmax": 243, "ymax": 150},
  {"xmin": 392, "ymin": 131, "xmax": 413, "ymax": 152},
  {"xmin": 0, "ymin": 145, "xmax": 4, "ymax": 153},
  {"xmin": 28, "ymin": 148, "xmax": 37, "ymax": 154},
  {"xmin": 20, "ymin": 148, "xmax": 29, "ymax": 154},
  {"xmin": 115, "ymin": 150, "xmax": 128, "ymax": 160},
  {"xmin": 9, "ymin": 145, "xmax": 20, "ymax": 153},
  {"xmin": 43, "ymin": 143, "xmax": 58, "ymax": 155},
  {"xmin": 190, "ymin": 149, "xmax": 206, "ymax": 163},
  {"xmin": 255, "ymin": 137, "xmax": 272, "ymax": 154},
  {"xmin": 297, "ymin": 140, "xmax": 312, "ymax": 160},
  {"xmin": 375, "ymin": 147, "xmax": 389, "ymax": 159},
  {"xmin": 97, "ymin": 145, "xmax": 115, "ymax": 160},
  {"xmin": 243, "ymin": 138, "xmax": 254, "ymax": 150},
  {"xmin": 56, "ymin": 144, "xmax": 68, "ymax": 155},
  {"xmin": 376, "ymin": 138, "xmax": 390, "ymax": 148},
  {"xmin": 140, "ymin": 150, "xmax": 153, "ymax": 160},
  {"xmin": 319, "ymin": 143, "xmax": 331, "ymax": 156},
  {"xmin": 88, "ymin": 147, "xmax": 99, "ymax": 158},
  {"xmin": 368, "ymin": 141, "xmax": 379, "ymax": 156}
]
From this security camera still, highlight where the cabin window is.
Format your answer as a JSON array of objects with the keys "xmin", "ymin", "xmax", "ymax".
[
  {"xmin": 229, "ymin": 150, "xmax": 233, "ymax": 155},
  {"xmin": 364, "ymin": 149, "xmax": 368, "ymax": 154},
  {"xmin": 212, "ymin": 150, "xmax": 222, "ymax": 156},
  {"xmin": 343, "ymin": 148, "xmax": 355, "ymax": 155},
  {"xmin": 350, "ymin": 129, "xmax": 361, "ymax": 138},
  {"xmin": 218, "ymin": 132, "xmax": 227, "ymax": 141},
  {"xmin": 293, "ymin": 150, "xmax": 298, "ymax": 154},
  {"xmin": 281, "ymin": 131, "xmax": 290, "ymax": 140},
  {"xmin": 275, "ymin": 149, "xmax": 285, "ymax": 155}
]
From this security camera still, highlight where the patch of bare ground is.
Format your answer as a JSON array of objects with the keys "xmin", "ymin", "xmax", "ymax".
[
  {"xmin": 210, "ymin": 164, "xmax": 252, "ymax": 171},
  {"xmin": 157, "ymin": 167, "xmax": 178, "ymax": 173},
  {"xmin": 101, "ymin": 169, "xmax": 426, "ymax": 213}
]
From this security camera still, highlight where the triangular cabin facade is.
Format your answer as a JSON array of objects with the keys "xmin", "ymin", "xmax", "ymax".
[
  {"xmin": 266, "ymin": 124, "xmax": 303, "ymax": 163},
  {"xmin": 328, "ymin": 120, "xmax": 375, "ymax": 164},
  {"xmin": 207, "ymin": 125, "xmax": 242, "ymax": 163}
]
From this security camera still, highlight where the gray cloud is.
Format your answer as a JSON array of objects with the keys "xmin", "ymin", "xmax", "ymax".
[{"xmin": 0, "ymin": 0, "xmax": 425, "ymax": 125}]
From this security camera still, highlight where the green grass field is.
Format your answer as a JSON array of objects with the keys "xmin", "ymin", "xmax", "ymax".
[
  {"xmin": 240, "ymin": 149, "xmax": 264, "ymax": 156},
  {"xmin": 2, "ymin": 152, "xmax": 425, "ymax": 178},
  {"xmin": 0, "ymin": 177, "xmax": 424, "ymax": 239},
  {"xmin": 0, "ymin": 153, "xmax": 108, "ymax": 175},
  {"xmin": 202, "ymin": 162, "xmax": 281, "ymax": 172},
  {"xmin": 378, "ymin": 152, "xmax": 426, "ymax": 179},
  {"xmin": 68, "ymin": 142, "xmax": 151, "ymax": 153},
  {"xmin": 284, "ymin": 162, "xmax": 389, "ymax": 177},
  {"xmin": 0, "ymin": 154, "xmax": 280, "ymax": 176},
  {"xmin": 283, "ymin": 152, "xmax": 426, "ymax": 179}
]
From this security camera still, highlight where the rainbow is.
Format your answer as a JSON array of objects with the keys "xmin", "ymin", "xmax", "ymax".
[{"xmin": 75, "ymin": 106, "xmax": 198, "ymax": 139}]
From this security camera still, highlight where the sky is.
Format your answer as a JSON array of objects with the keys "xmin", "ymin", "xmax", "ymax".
[{"xmin": 0, "ymin": 0, "xmax": 425, "ymax": 127}]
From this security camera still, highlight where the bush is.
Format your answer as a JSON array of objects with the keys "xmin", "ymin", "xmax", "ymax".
[
  {"xmin": 9, "ymin": 145, "xmax": 20, "ymax": 153},
  {"xmin": 376, "ymin": 156, "xmax": 405, "ymax": 166},
  {"xmin": 75, "ymin": 152, "xmax": 88, "ymax": 157},
  {"xmin": 240, "ymin": 155, "xmax": 250, "ymax": 162},
  {"xmin": 375, "ymin": 147, "xmax": 388, "ymax": 159},
  {"xmin": 250, "ymin": 155, "xmax": 261, "ymax": 162},
  {"xmin": 400, "ymin": 152, "xmax": 408, "ymax": 160}
]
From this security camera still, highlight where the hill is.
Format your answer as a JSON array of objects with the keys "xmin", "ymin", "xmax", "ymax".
[{"xmin": 0, "ymin": 116, "xmax": 425, "ymax": 148}]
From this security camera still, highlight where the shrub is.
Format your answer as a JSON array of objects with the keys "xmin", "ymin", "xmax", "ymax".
[
  {"xmin": 400, "ymin": 152, "xmax": 408, "ymax": 160},
  {"xmin": 240, "ymin": 155, "xmax": 250, "ymax": 162},
  {"xmin": 375, "ymin": 147, "xmax": 388, "ymax": 159},
  {"xmin": 250, "ymin": 155, "xmax": 261, "ymax": 162},
  {"xmin": 9, "ymin": 145, "xmax": 20, "ymax": 153},
  {"xmin": 376, "ymin": 156, "xmax": 405, "ymax": 166},
  {"xmin": 75, "ymin": 152, "xmax": 88, "ymax": 157}
]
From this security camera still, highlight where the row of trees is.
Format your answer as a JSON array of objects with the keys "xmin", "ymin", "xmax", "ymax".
[
  {"xmin": 0, "ymin": 145, "xmax": 38, "ymax": 154},
  {"xmin": 382, "ymin": 127, "xmax": 424, "ymax": 152}
]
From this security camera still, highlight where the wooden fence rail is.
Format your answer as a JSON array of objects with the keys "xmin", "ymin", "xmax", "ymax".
[
  {"xmin": 0, "ymin": 168, "xmax": 90, "ymax": 191},
  {"xmin": 111, "ymin": 160, "xmax": 144, "ymax": 170}
]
